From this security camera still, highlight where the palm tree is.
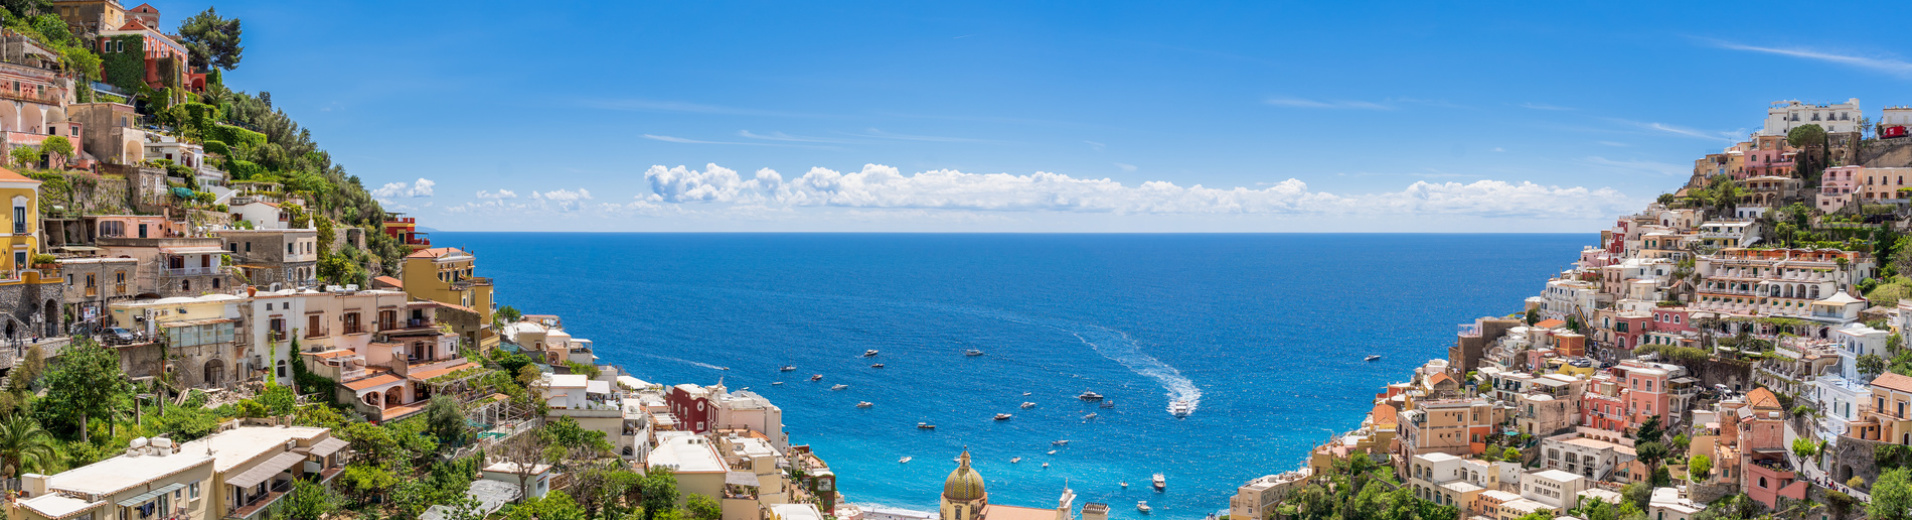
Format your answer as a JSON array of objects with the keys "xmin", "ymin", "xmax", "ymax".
[{"xmin": 0, "ymin": 416, "xmax": 59, "ymax": 479}]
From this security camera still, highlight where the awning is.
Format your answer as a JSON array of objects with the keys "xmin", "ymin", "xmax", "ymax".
[
  {"xmin": 53, "ymin": 245, "xmax": 101, "ymax": 251},
  {"xmin": 225, "ymin": 452, "xmax": 305, "ymax": 488},
  {"xmin": 308, "ymin": 437, "xmax": 348, "ymax": 457},
  {"xmin": 116, "ymin": 483, "xmax": 185, "ymax": 507},
  {"xmin": 158, "ymin": 246, "xmax": 227, "ymax": 255},
  {"xmin": 725, "ymin": 472, "xmax": 760, "ymax": 487}
]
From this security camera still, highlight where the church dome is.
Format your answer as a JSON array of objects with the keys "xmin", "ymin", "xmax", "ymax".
[{"xmin": 944, "ymin": 450, "xmax": 986, "ymax": 501}]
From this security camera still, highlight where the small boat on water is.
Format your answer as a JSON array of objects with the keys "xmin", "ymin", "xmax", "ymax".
[
  {"xmin": 1022, "ymin": 392, "xmax": 1032, "ymax": 396},
  {"xmin": 899, "ymin": 456, "xmax": 912, "ymax": 464},
  {"xmin": 966, "ymin": 349, "xmax": 985, "ymax": 356},
  {"xmin": 780, "ymin": 365, "xmax": 796, "ymax": 372},
  {"xmin": 863, "ymin": 349, "xmax": 880, "ymax": 357},
  {"xmin": 994, "ymin": 413, "xmax": 1013, "ymax": 421},
  {"xmin": 831, "ymin": 384, "xmax": 849, "ymax": 390},
  {"xmin": 811, "ymin": 374, "xmax": 824, "ymax": 381},
  {"xmin": 1052, "ymin": 440, "xmax": 1069, "ymax": 446},
  {"xmin": 1169, "ymin": 400, "xmax": 1193, "ymax": 418},
  {"xmin": 871, "ymin": 363, "xmax": 885, "ymax": 368},
  {"xmin": 1137, "ymin": 501, "xmax": 1151, "ymax": 513},
  {"xmin": 1046, "ymin": 450, "xmax": 1057, "ymax": 455},
  {"xmin": 772, "ymin": 382, "xmax": 784, "ymax": 385},
  {"xmin": 918, "ymin": 423, "xmax": 937, "ymax": 430},
  {"xmin": 1011, "ymin": 457, "xmax": 1022, "ymax": 463},
  {"xmin": 1152, "ymin": 473, "xmax": 1166, "ymax": 491},
  {"xmin": 1364, "ymin": 355, "xmax": 1381, "ymax": 362},
  {"xmin": 1100, "ymin": 401, "xmax": 1115, "ymax": 409},
  {"xmin": 1082, "ymin": 412, "xmax": 1098, "ymax": 421},
  {"xmin": 1120, "ymin": 482, "xmax": 1129, "ymax": 489},
  {"xmin": 856, "ymin": 401, "xmax": 872, "ymax": 408},
  {"xmin": 1021, "ymin": 402, "xmax": 1037, "ymax": 409},
  {"xmin": 1041, "ymin": 462, "xmax": 1049, "ymax": 468},
  {"xmin": 1079, "ymin": 391, "xmax": 1104, "ymax": 401}
]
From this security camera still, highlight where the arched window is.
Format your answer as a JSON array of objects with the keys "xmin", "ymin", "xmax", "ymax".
[{"xmin": 180, "ymin": 279, "xmax": 190, "ymax": 292}]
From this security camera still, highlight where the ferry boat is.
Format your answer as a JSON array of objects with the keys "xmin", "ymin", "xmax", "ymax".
[
  {"xmin": 965, "ymin": 349, "xmax": 985, "ymax": 356},
  {"xmin": 1152, "ymin": 473, "xmax": 1166, "ymax": 491},
  {"xmin": 1364, "ymin": 355, "xmax": 1381, "ymax": 362},
  {"xmin": 831, "ymin": 384, "xmax": 849, "ymax": 390},
  {"xmin": 1021, "ymin": 402, "xmax": 1037, "ymax": 409},
  {"xmin": 1078, "ymin": 391, "xmax": 1104, "ymax": 401},
  {"xmin": 780, "ymin": 365, "xmax": 796, "ymax": 372},
  {"xmin": 871, "ymin": 363, "xmax": 885, "ymax": 368},
  {"xmin": 899, "ymin": 456, "xmax": 912, "ymax": 464},
  {"xmin": 994, "ymin": 413, "xmax": 1013, "ymax": 421},
  {"xmin": 856, "ymin": 401, "xmax": 873, "ymax": 408},
  {"xmin": 917, "ymin": 422, "xmax": 936, "ymax": 430},
  {"xmin": 1136, "ymin": 501, "xmax": 1151, "ymax": 513},
  {"xmin": 811, "ymin": 374, "xmax": 824, "ymax": 381},
  {"xmin": 1169, "ymin": 400, "xmax": 1193, "ymax": 418},
  {"xmin": 863, "ymin": 350, "xmax": 880, "ymax": 357}
]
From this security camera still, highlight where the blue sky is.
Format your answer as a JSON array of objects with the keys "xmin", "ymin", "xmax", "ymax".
[{"xmin": 150, "ymin": 1, "xmax": 1912, "ymax": 231}]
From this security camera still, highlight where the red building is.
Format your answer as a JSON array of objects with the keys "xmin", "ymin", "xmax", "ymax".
[
  {"xmin": 666, "ymin": 383, "xmax": 715, "ymax": 433},
  {"xmin": 383, "ymin": 215, "xmax": 432, "ymax": 251}
]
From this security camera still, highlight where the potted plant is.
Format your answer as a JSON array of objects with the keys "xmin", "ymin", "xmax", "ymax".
[{"xmin": 29, "ymin": 253, "xmax": 57, "ymax": 271}]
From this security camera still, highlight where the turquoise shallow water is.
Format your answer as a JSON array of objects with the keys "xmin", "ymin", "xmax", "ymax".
[{"xmin": 432, "ymin": 233, "xmax": 1588, "ymax": 518}]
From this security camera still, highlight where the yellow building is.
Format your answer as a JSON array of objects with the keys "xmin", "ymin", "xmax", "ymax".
[
  {"xmin": 0, "ymin": 167, "xmax": 42, "ymax": 279},
  {"xmin": 400, "ymin": 247, "xmax": 495, "ymax": 349}
]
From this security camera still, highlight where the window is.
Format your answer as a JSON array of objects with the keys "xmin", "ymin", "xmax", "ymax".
[{"xmin": 189, "ymin": 482, "xmax": 199, "ymax": 499}]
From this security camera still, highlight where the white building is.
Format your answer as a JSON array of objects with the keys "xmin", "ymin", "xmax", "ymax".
[
  {"xmin": 1760, "ymin": 99, "xmax": 1862, "ymax": 136},
  {"xmin": 1229, "ymin": 471, "xmax": 1310, "ymax": 520},
  {"xmin": 1648, "ymin": 488, "xmax": 1706, "ymax": 520},
  {"xmin": 1696, "ymin": 221, "xmax": 1761, "ymax": 249},
  {"xmin": 228, "ymin": 201, "xmax": 289, "ymax": 230},
  {"xmin": 1518, "ymin": 469, "xmax": 1586, "ymax": 510}
]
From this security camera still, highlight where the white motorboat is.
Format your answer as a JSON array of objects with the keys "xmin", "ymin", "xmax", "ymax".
[
  {"xmin": 1041, "ymin": 462, "xmax": 1049, "ymax": 468},
  {"xmin": 1046, "ymin": 449, "xmax": 1056, "ymax": 455},
  {"xmin": 856, "ymin": 401, "xmax": 872, "ymax": 408},
  {"xmin": 831, "ymin": 384, "xmax": 849, "ymax": 390},
  {"xmin": 994, "ymin": 413, "xmax": 1013, "ymax": 421},
  {"xmin": 1082, "ymin": 412, "xmax": 1098, "ymax": 421},
  {"xmin": 871, "ymin": 363, "xmax": 884, "ymax": 368},
  {"xmin": 1021, "ymin": 402, "xmax": 1037, "ymax": 409},
  {"xmin": 1120, "ymin": 482, "xmax": 1129, "ymax": 488},
  {"xmin": 899, "ymin": 456, "xmax": 912, "ymax": 464},
  {"xmin": 1052, "ymin": 440, "xmax": 1069, "ymax": 446},
  {"xmin": 1100, "ymin": 400, "xmax": 1115, "ymax": 409},
  {"xmin": 1364, "ymin": 355, "xmax": 1381, "ymax": 362},
  {"xmin": 1078, "ymin": 391, "xmax": 1104, "ymax": 401},
  {"xmin": 1137, "ymin": 501, "xmax": 1151, "ymax": 513},
  {"xmin": 965, "ymin": 349, "xmax": 984, "ymax": 356},
  {"xmin": 1022, "ymin": 392, "xmax": 1032, "ymax": 396},
  {"xmin": 811, "ymin": 374, "xmax": 823, "ymax": 381},
  {"xmin": 863, "ymin": 350, "xmax": 880, "ymax": 357},
  {"xmin": 1169, "ymin": 400, "xmax": 1192, "ymax": 418},
  {"xmin": 917, "ymin": 422, "xmax": 936, "ymax": 430},
  {"xmin": 780, "ymin": 365, "xmax": 796, "ymax": 372},
  {"xmin": 772, "ymin": 382, "xmax": 783, "ymax": 385},
  {"xmin": 1011, "ymin": 457, "xmax": 1022, "ymax": 463},
  {"xmin": 1152, "ymin": 473, "xmax": 1166, "ymax": 491}
]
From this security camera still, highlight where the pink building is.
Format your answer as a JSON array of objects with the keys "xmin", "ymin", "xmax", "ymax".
[
  {"xmin": 1738, "ymin": 136, "xmax": 1795, "ymax": 180},
  {"xmin": 1651, "ymin": 308, "xmax": 1693, "ymax": 334},
  {"xmin": 1819, "ymin": 165, "xmax": 1860, "ymax": 210},
  {"xmin": 1579, "ymin": 376, "xmax": 1629, "ymax": 432},
  {"xmin": 1736, "ymin": 388, "xmax": 1807, "ymax": 509},
  {"xmin": 1614, "ymin": 361, "xmax": 1671, "ymax": 427}
]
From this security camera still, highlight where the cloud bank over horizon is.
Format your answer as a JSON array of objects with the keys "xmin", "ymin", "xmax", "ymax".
[{"xmin": 634, "ymin": 163, "xmax": 1641, "ymax": 220}]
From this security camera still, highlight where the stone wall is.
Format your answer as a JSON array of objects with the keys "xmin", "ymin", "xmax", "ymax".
[
  {"xmin": 0, "ymin": 275, "xmax": 64, "ymax": 340},
  {"xmin": 1828, "ymin": 435, "xmax": 1885, "ymax": 490},
  {"xmin": 1688, "ymin": 357, "xmax": 1754, "ymax": 392}
]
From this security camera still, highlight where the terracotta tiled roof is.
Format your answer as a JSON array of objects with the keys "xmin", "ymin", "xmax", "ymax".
[
  {"xmin": 371, "ymin": 276, "xmax": 402, "ymax": 289},
  {"xmin": 404, "ymin": 247, "xmax": 463, "ymax": 259},
  {"xmin": 1744, "ymin": 387, "xmax": 1781, "ymax": 409},
  {"xmin": 1371, "ymin": 403, "xmax": 1398, "ymax": 424},
  {"xmin": 1873, "ymin": 372, "xmax": 1912, "ymax": 394},
  {"xmin": 1535, "ymin": 319, "xmax": 1566, "ymax": 329},
  {"xmin": 342, "ymin": 373, "xmax": 402, "ymax": 391},
  {"xmin": 0, "ymin": 167, "xmax": 38, "ymax": 183},
  {"xmin": 1429, "ymin": 373, "xmax": 1454, "ymax": 386}
]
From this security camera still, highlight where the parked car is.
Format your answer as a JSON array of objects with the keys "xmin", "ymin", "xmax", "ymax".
[{"xmin": 104, "ymin": 327, "xmax": 137, "ymax": 345}]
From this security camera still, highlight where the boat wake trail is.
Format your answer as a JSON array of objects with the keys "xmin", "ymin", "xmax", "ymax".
[
  {"xmin": 918, "ymin": 303, "xmax": 1202, "ymax": 417},
  {"xmin": 640, "ymin": 353, "xmax": 727, "ymax": 371},
  {"xmin": 1069, "ymin": 327, "xmax": 1202, "ymax": 417}
]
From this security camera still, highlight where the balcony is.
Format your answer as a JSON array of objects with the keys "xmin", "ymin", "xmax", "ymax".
[
  {"xmin": 228, "ymin": 480, "xmax": 293, "ymax": 519},
  {"xmin": 163, "ymin": 266, "xmax": 222, "ymax": 276}
]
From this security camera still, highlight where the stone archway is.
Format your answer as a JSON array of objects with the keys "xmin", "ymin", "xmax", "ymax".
[
  {"xmin": 363, "ymin": 391, "xmax": 380, "ymax": 407},
  {"xmin": 202, "ymin": 359, "xmax": 225, "ymax": 388},
  {"xmin": 42, "ymin": 299, "xmax": 56, "ymax": 337},
  {"xmin": 384, "ymin": 390, "xmax": 402, "ymax": 408}
]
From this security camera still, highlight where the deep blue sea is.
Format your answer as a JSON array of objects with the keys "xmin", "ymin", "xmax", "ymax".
[{"xmin": 430, "ymin": 233, "xmax": 1589, "ymax": 518}]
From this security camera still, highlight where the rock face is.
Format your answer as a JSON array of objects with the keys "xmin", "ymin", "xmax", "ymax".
[
  {"xmin": 1828, "ymin": 435, "xmax": 1884, "ymax": 490},
  {"xmin": 1861, "ymin": 138, "xmax": 1912, "ymax": 168}
]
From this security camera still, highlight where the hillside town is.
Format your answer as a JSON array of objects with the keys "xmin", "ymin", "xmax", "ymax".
[
  {"xmin": 1226, "ymin": 99, "xmax": 1912, "ymax": 520},
  {"xmin": 0, "ymin": 3, "xmax": 865, "ymax": 520}
]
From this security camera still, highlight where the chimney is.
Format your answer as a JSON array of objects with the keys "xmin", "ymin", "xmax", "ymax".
[{"xmin": 21, "ymin": 474, "xmax": 48, "ymax": 497}]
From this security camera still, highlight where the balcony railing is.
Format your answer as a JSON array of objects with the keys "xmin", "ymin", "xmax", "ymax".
[{"xmin": 163, "ymin": 266, "xmax": 221, "ymax": 276}]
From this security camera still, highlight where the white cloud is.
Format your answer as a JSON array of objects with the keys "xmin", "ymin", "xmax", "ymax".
[
  {"xmin": 535, "ymin": 189, "xmax": 593, "ymax": 202},
  {"xmin": 635, "ymin": 163, "xmax": 1636, "ymax": 219},
  {"xmin": 1608, "ymin": 118, "xmax": 1739, "ymax": 143},
  {"xmin": 1084, "ymin": 140, "xmax": 1106, "ymax": 152},
  {"xmin": 372, "ymin": 178, "xmax": 435, "ymax": 198},
  {"xmin": 1710, "ymin": 40, "xmax": 1912, "ymax": 78},
  {"xmin": 1264, "ymin": 97, "xmax": 1392, "ymax": 110},
  {"xmin": 1114, "ymin": 162, "xmax": 1138, "ymax": 172},
  {"xmin": 477, "ymin": 189, "xmax": 517, "ymax": 199}
]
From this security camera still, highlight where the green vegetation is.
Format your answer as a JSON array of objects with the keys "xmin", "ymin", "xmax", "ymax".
[{"xmin": 1274, "ymin": 454, "xmax": 1454, "ymax": 520}]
